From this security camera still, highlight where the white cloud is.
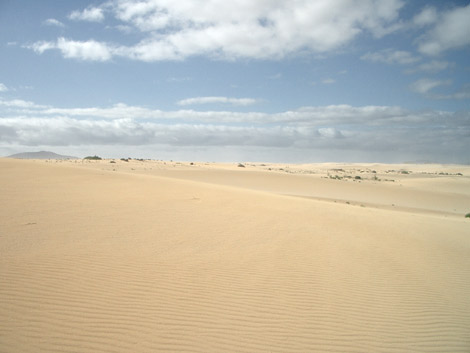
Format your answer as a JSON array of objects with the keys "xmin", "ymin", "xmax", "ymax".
[
  {"xmin": 0, "ymin": 98, "xmax": 48, "ymax": 109},
  {"xmin": 31, "ymin": 0, "xmax": 405, "ymax": 61},
  {"xmin": 427, "ymin": 85, "xmax": 470, "ymax": 100},
  {"xmin": 418, "ymin": 4, "xmax": 470, "ymax": 55},
  {"xmin": 43, "ymin": 18, "xmax": 65, "ymax": 27},
  {"xmin": 410, "ymin": 78, "xmax": 452, "ymax": 94},
  {"xmin": 69, "ymin": 6, "xmax": 105, "ymax": 22},
  {"xmin": 30, "ymin": 38, "xmax": 113, "ymax": 61},
  {"xmin": 1, "ymin": 97, "xmax": 468, "ymax": 162},
  {"xmin": 361, "ymin": 49, "xmax": 420, "ymax": 65},
  {"xmin": 0, "ymin": 83, "xmax": 8, "ymax": 92},
  {"xmin": 56, "ymin": 38, "xmax": 112, "ymax": 61},
  {"xmin": 322, "ymin": 78, "xmax": 336, "ymax": 84},
  {"xmin": 413, "ymin": 7, "xmax": 438, "ymax": 27},
  {"xmin": 30, "ymin": 41, "xmax": 56, "ymax": 54},
  {"xmin": 1, "ymin": 97, "xmax": 463, "ymax": 127},
  {"xmin": 177, "ymin": 97, "xmax": 260, "ymax": 106},
  {"xmin": 414, "ymin": 60, "xmax": 450, "ymax": 73},
  {"xmin": 318, "ymin": 127, "xmax": 343, "ymax": 138},
  {"xmin": 7, "ymin": 100, "xmax": 408, "ymax": 126},
  {"xmin": 404, "ymin": 60, "xmax": 451, "ymax": 74}
]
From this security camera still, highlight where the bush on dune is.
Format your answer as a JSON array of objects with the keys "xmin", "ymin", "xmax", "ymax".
[{"xmin": 84, "ymin": 155, "xmax": 102, "ymax": 160}]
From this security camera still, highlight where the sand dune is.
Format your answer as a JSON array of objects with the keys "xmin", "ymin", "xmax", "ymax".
[{"xmin": 1, "ymin": 158, "xmax": 469, "ymax": 352}]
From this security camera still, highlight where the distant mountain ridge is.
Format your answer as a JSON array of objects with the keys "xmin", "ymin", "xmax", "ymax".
[{"xmin": 6, "ymin": 151, "xmax": 79, "ymax": 160}]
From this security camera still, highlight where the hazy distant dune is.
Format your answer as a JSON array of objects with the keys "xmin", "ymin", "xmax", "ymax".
[{"xmin": 6, "ymin": 150, "xmax": 78, "ymax": 160}]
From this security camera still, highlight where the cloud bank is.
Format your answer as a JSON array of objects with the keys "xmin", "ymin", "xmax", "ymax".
[{"xmin": 1, "ymin": 98, "xmax": 468, "ymax": 163}]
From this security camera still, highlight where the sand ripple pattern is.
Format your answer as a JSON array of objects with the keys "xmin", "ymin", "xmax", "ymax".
[{"xmin": 1, "ymin": 159, "xmax": 469, "ymax": 352}]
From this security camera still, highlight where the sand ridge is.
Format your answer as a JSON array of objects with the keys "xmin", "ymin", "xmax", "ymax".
[
  {"xmin": 47, "ymin": 158, "xmax": 470, "ymax": 217},
  {"xmin": 1, "ymin": 158, "xmax": 469, "ymax": 352}
]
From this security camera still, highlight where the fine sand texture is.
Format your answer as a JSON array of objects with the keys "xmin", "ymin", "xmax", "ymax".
[{"xmin": 1, "ymin": 158, "xmax": 470, "ymax": 352}]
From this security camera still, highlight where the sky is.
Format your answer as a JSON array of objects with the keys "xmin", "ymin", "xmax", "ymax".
[{"xmin": 0, "ymin": 0, "xmax": 469, "ymax": 163}]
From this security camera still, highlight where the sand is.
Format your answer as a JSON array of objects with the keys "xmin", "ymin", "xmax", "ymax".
[{"xmin": 1, "ymin": 158, "xmax": 469, "ymax": 352}]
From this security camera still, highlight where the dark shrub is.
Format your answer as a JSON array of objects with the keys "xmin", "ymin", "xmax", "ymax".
[{"xmin": 84, "ymin": 155, "xmax": 102, "ymax": 160}]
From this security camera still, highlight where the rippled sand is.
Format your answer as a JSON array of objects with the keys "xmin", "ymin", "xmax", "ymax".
[{"xmin": 1, "ymin": 158, "xmax": 469, "ymax": 352}]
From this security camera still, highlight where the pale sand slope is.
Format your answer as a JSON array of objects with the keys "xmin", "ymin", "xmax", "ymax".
[{"xmin": 1, "ymin": 159, "xmax": 469, "ymax": 353}]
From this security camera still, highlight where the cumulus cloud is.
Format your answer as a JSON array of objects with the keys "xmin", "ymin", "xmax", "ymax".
[
  {"xmin": 56, "ymin": 38, "xmax": 112, "ymax": 61},
  {"xmin": 413, "ymin": 7, "xmax": 438, "ymax": 27},
  {"xmin": 318, "ymin": 127, "xmax": 343, "ymax": 138},
  {"xmin": 69, "ymin": 6, "xmax": 105, "ymax": 22},
  {"xmin": 177, "ymin": 97, "xmax": 260, "ymax": 106},
  {"xmin": 43, "ymin": 18, "xmax": 65, "ymax": 27},
  {"xmin": 418, "ymin": 4, "xmax": 470, "ymax": 55},
  {"xmin": 0, "ymin": 98, "xmax": 48, "ymax": 109},
  {"xmin": 0, "ymin": 83, "xmax": 8, "ymax": 92},
  {"xmin": 410, "ymin": 78, "xmax": 452, "ymax": 95},
  {"xmin": 32, "ymin": 0, "xmax": 404, "ymax": 61},
  {"xmin": 30, "ymin": 37, "xmax": 113, "ymax": 61},
  {"xmin": 29, "ymin": 41, "xmax": 56, "ymax": 54},
  {"xmin": 361, "ymin": 49, "xmax": 420, "ymax": 65}
]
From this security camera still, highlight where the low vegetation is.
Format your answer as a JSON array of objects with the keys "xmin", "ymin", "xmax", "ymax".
[{"xmin": 84, "ymin": 155, "xmax": 102, "ymax": 160}]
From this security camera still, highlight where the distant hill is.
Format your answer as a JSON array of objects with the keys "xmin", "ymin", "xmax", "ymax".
[{"xmin": 6, "ymin": 151, "xmax": 79, "ymax": 160}]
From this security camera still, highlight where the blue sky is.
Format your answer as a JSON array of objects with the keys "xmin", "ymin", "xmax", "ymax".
[{"xmin": 1, "ymin": 0, "xmax": 469, "ymax": 163}]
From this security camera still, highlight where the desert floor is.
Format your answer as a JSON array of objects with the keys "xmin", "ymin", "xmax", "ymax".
[{"xmin": 1, "ymin": 158, "xmax": 469, "ymax": 352}]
